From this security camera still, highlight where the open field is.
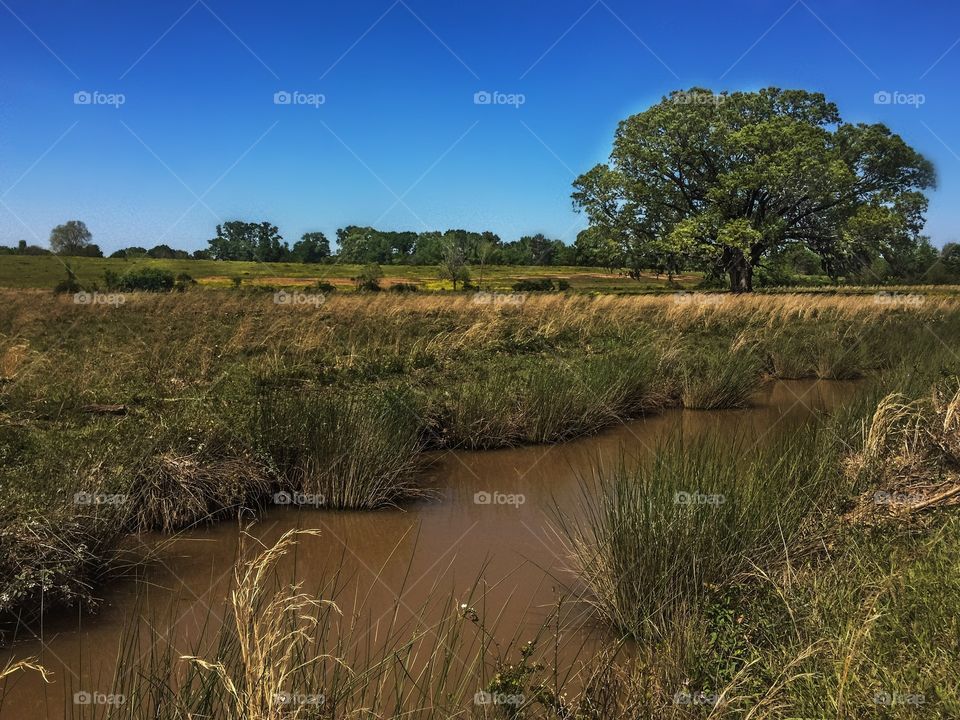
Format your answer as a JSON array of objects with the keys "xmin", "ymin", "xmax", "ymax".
[
  {"xmin": 0, "ymin": 254, "xmax": 707, "ymax": 292},
  {"xmin": 1, "ymin": 290, "xmax": 960, "ymax": 717}
]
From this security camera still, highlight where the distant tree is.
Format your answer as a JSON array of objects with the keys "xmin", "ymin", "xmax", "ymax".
[
  {"xmin": 291, "ymin": 232, "xmax": 331, "ymax": 263},
  {"xmin": 438, "ymin": 238, "xmax": 470, "ymax": 290},
  {"xmin": 476, "ymin": 237, "xmax": 496, "ymax": 288},
  {"xmin": 208, "ymin": 221, "xmax": 288, "ymax": 262},
  {"xmin": 73, "ymin": 243, "xmax": 104, "ymax": 258},
  {"xmin": 147, "ymin": 244, "xmax": 177, "ymax": 259},
  {"xmin": 49, "ymin": 220, "xmax": 94, "ymax": 256},
  {"xmin": 113, "ymin": 246, "xmax": 148, "ymax": 259},
  {"xmin": 192, "ymin": 249, "xmax": 212, "ymax": 260},
  {"xmin": 573, "ymin": 87, "xmax": 935, "ymax": 291},
  {"xmin": 940, "ymin": 242, "xmax": 960, "ymax": 276},
  {"xmin": 0, "ymin": 239, "xmax": 50, "ymax": 256}
]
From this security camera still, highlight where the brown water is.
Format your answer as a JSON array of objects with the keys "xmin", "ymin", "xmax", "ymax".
[{"xmin": 0, "ymin": 380, "xmax": 858, "ymax": 719}]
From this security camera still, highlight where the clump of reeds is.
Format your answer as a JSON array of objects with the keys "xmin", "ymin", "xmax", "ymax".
[
  {"xmin": 439, "ymin": 348, "xmax": 663, "ymax": 448},
  {"xmin": 677, "ymin": 340, "xmax": 765, "ymax": 409},
  {"xmin": 0, "ymin": 511, "xmax": 124, "ymax": 628},
  {"xmin": 554, "ymin": 428, "xmax": 837, "ymax": 641},
  {"xmin": 256, "ymin": 385, "xmax": 426, "ymax": 508}
]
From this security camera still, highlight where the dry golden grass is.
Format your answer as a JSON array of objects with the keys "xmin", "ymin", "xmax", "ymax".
[
  {"xmin": 846, "ymin": 380, "xmax": 960, "ymax": 521},
  {"xmin": 182, "ymin": 529, "xmax": 343, "ymax": 720}
]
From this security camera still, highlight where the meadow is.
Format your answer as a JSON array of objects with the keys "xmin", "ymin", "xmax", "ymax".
[
  {"xmin": 0, "ymin": 254, "xmax": 702, "ymax": 293},
  {"xmin": 1, "ymin": 287, "xmax": 959, "ymax": 717}
]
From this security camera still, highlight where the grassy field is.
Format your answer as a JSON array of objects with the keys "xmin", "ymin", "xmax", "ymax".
[
  {"xmin": 0, "ymin": 254, "xmax": 704, "ymax": 292},
  {"xmin": 2, "ymin": 289, "xmax": 960, "ymax": 716}
]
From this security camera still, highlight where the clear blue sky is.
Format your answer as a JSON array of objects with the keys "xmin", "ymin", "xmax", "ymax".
[{"xmin": 1, "ymin": 0, "xmax": 959, "ymax": 253}]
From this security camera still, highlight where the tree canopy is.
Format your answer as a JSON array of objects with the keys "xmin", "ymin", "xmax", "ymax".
[
  {"xmin": 49, "ymin": 220, "xmax": 101, "ymax": 257},
  {"xmin": 208, "ymin": 221, "xmax": 287, "ymax": 262},
  {"xmin": 572, "ymin": 87, "xmax": 936, "ymax": 291}
]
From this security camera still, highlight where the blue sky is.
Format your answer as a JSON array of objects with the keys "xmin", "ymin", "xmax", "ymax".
[{"xmin": 1, "ymin": 0, "xmax": 959, "ymax": 253}]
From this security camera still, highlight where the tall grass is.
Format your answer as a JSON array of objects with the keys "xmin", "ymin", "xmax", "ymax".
[
  {"xmin": 677, "ymin": 343, "xmax": 765, "ymax": 409},
  {"xmin": 255, "ymin": 384, "xmax": 426, "ymax": 508},
  {"xmin": 554, "ymin": 427, "xmax": 841, "ymax": 642}
]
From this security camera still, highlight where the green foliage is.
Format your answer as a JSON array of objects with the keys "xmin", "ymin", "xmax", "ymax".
[
  {"xmin": 208, "ymin": 220, "xmax": 288, "ymax": 261},
  {"xmin": 291, "ymin": 232, "xmax": 330, "ymax": 262},
  {"xmin": 573, "ymin": 87, "xmax": 936, "ymax": 291},
  {"xmin": 49, "ymin": 219, "xmax": 99, "ymax": 256},
  {"xmin": 353, "ymin": 263, "xmax": 384, "ymax": 291},
  {"xmin": 511, "ymin": 277, "xmax": 569, "ymax": 292},
  {"xmin": 106, "ymin": 267, "xmax": 176, "ymax": 292},
  {"xmin": 438, "ymin": 238, "xmax": 470, "ymax": 290}
]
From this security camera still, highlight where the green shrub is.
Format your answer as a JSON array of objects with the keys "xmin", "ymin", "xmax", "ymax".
[
  {"xmin": 52, "ymin": 264, "xmax": 82, "ymax": 294},
  {"xmin": 106, "ymin": 267, "xmax": 176, "ymax": 292},
  {"xmin": 512, "ymin": 278, "xmax": 555, "ymax": 292}
]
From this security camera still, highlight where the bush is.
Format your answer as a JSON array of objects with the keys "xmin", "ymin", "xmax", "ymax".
[
  {"xmin": 53, "ymin": 265, "xmax": 82, "ymax": 294},
  {"xmin": 106, "ymin": 268, "xmax": 176, "ymax": 292},
  {"xmin": 315, "ymin": 281, "xmax": 337, "ymax": 293},
  {"xmin": 389, "ymin": 282, "xmax": 419, "ymax": 293},
  {"xmin": 512, "ymin": 278, "xmax": 555, "ymax": 292},
  {"xmin": 353, "ymin": 264, "xmax": 384, "ymax": 292},
  {"xmin": 175, "ymin": 272, "xmax": 197, "ymax": 292}
]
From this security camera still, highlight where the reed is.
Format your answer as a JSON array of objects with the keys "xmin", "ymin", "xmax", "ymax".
[
  {"xmin": 255, "ymin": 384, "xmax": 427, "ymax": 508},
  {"xmin": 554, "ymin": 427, "xmax": 839, "ymax": 641}
]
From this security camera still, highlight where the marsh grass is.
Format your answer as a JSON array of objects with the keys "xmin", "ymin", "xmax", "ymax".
[
  {"xmin": 2, "ymin": 289, "xmax": 958, "ymax": 629},
  {"xmin": 678, "ymin": 343, "xmax": 765, "ymax": 409},
  {"xmin": 843, "ymin": 377, "xmax": 960, "ymax": 521},
  {"xmin": 0, "ymin": 511, "xmax": 125, "ymax": 628},
  {"xmin": 255, "ymin": 384, "xmax": 427, "ymax": 508},
  {"xmin": 126, "ymin": 449, "xmax": 270, "ymax": 533},
  {"xmin": 554, "ymin": 427, "xmax": 840, "ymax": 642}
]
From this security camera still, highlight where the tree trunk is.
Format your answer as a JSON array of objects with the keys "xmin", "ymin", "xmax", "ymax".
[{"xmin": 727, "ymin": 256, "xmax": 753, "ymax": 293}]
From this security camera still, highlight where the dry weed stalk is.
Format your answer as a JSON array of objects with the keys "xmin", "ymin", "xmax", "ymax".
[{"xmin": 182, "ymin": 529, "xmax": 345, "ymax": 720}]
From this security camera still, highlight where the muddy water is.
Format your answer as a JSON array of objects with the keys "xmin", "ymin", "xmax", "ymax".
[{"xmin": 0, "ymin": 380, "xmax": 858, "ymax": 719}]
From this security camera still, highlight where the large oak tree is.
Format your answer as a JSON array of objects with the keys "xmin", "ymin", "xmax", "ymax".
[{"xmin": 572, "ymin": 88, "xmax": 935, "ymax": 291}]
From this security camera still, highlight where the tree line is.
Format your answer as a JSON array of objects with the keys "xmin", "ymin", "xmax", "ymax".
[{"xmin": 0, "ymin": 220, "xmax": 599, "ymax": 267}]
